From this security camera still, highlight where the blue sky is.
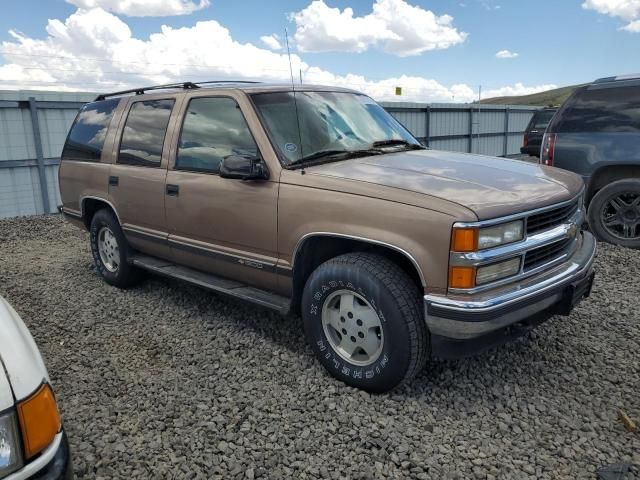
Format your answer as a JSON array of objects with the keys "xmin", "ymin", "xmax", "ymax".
[{"xmin": 0, "ymin": 0, "xmax": 638, "ymax": 101}]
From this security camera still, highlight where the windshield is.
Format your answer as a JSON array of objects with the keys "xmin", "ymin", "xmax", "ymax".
[{"xmin": 251, "ymin": 91, "xmax": 420, "ymax": 165}]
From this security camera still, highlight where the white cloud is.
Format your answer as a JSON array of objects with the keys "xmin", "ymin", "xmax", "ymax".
[
  {"xmin": 482, "ymin": 82, "xmax": 557, "ymax": 99},
  {"xmin": 495, "ymin": 49, "xmax": 518, "ymax": 59},
  {"xmin": 582, "ymin": 0, "xmax": 640, "ymax": 31},
  {"xmin": 66, "ymin": 0, "xmax": 210, "ymax": 16},
  {"xmin": 260, "ymin": 34, "xmax": 282, "ymax": 50},
  {"xmin": 0, "ymin": 7, "xmax": 551, "ymax": 104},
  {"xmin": 290, "ymin": 0, "xmax": 467, "ymax": 57},
  {"xmin": 622, "ymin": 19, "xmax": 640, "ymax": 31}
]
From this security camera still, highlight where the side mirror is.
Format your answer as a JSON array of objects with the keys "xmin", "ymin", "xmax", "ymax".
[{"xmin": 219, "ymin": 155, "xmax": 269, "ymax": 180}]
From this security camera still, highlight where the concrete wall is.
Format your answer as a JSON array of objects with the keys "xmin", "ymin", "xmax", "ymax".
[{"xmin": 0, "ymin": 90, "xmax": 538, "ymax": 219}]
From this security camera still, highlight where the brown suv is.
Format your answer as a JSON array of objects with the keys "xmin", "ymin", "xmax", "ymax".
[{"xmin": 59, "ymin": 81, "xmax": 596, "ymax": 392}]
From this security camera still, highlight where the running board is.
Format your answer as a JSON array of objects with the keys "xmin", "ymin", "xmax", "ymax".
[{"xmin": 129, "ymin": 253, "xmax": 291, "ymax": 314}]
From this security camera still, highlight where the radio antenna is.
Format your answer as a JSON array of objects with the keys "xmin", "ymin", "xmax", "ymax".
[{"xmin": 285, "ymin": 28, "xmax": 305, "ymax": 171}]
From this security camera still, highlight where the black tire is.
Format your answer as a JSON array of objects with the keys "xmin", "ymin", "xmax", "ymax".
[
  {"xmin": 301, "ymin": 252, "xmax": 429, "ymax": 393},
  {"xmin": 89, "ymin": 209, "xmax": 143, "ymax": 288},
  {"xmin": 588, "ymin": 179, "xmax": 640, "ymax": 248}
]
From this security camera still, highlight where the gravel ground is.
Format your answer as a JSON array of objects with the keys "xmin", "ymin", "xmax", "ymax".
[{"xmin": 0, "ymin": 215, "xmax": 638, "ymax": 480}]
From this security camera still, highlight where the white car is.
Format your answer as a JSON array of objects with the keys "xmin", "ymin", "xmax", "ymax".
[{"xmin": 0, "ymin": 296, "xmax": 71, "ymax": 480}]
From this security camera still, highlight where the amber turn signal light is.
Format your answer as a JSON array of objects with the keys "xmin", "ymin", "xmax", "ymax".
[
  {"xmin": 451, "ymin": 227, "xmax": 478, "ymax": 252},
  {"xmin": 449, "ymin": 266, "xmax": 476, "ymax": 289},
  {"xmin": 17, "ymin": 384, "xmax": 61, "ymax": 459}
]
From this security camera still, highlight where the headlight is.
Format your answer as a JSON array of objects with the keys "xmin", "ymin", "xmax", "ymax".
[
  {"xmin": 476, "ymin": 257, "xmax": 521, "ymax": 285},
  {"xmin": 0, "ymin": 412, "xmax": 23, "ymax": 478},
  {"xmin": 452, "ymin": 220, "xmax": 524, "ymax": 252},
  {"xmin": 478, "ymin": 220, "xmax": 524, "ymax": 249}
]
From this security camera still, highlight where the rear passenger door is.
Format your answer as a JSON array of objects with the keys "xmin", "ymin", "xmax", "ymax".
[
  {"xmin": 109, "ymin": 96, "xmax": 180, "ymax": 259},
  {"xmin": 164, "ymin": 93, "xmax": 279, "ymax": 292}
]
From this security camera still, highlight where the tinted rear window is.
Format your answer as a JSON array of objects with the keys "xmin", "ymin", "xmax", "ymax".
[
  {"xmin": 118, "ymin": 99, "xmax": 175, "ymax": 167},
  {"xmin": 555, "ymin": 85, "xmax": 640, "ymax": 133},
  {"xmin": 530, "ymin": 110, "xmax": 555, "ymax": 130},
  {"xmin": 62, "ymin": 99, "xmax": 119, "ymax": 162}
]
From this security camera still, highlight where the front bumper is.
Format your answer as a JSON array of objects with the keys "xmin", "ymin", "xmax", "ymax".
[
  {"xmin": 424, "ymin": 231, "xmax": 596, "ymax": 356},
  {"xmin": 7, "ymin": 431, "xmax": 72, "ymax": 480}
]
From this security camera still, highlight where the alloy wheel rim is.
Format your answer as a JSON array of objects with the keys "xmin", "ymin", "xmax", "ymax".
[
  {"xmin": 321, "ymin": 289, "xmax": 384, "ymax": 367},
  {"xmin": 98, "ymin": 227, "xmax": 120, "ymax": 272},
  {"xmin": 600, "ymin": 191, "xmax": 640, "ymax": 240}
]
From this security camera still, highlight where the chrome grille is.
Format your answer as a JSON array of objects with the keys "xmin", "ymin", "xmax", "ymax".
[
  {"xmin": 523, "ymin": 238, "xmax": 572, "ymax": 271},
  {"xmin": 527, "ymin": 200, "xmax": 579, "ymax": 235}
]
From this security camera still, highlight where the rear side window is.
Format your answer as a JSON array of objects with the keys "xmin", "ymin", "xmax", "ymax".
[
  {"xmin": 556, "ymin": 85, "xmax": 640, "ymax": 133},
  {"xmin": 61, "ymin": 99, "xmax": 119, "ymax": 162},
  {"xmin": 530, "ymin": 110, "xmax": 555, "ymax": 130},
  {"xmin": 176, "ymin": 97, "xmax": 258, "ymax": 174},
  {"xmin": 118, "ymin": 99, "xmax": 175, "ymax": 167}
]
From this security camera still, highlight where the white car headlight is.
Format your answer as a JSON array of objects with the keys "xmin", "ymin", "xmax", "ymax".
[
  {"xmin": 0, "ymin": 412, "xmax": 23, "ymax": 478},
  {"xmin": 478, "ymin": 220, "xmax": 524, "ymax": 249}
]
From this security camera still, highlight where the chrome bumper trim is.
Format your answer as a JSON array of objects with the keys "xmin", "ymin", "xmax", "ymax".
[{"xmin": 425, "ymin": 231, "xmax": 596, "ymax": 321}]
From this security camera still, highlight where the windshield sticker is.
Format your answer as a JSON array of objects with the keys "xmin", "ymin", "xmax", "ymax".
[{"xmin": 285, "ymin": 143, "xmax": 298, "ymax": 153}]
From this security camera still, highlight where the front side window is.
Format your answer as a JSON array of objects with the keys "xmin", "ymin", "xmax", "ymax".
[
  {"xmin": 557, "ymin": 85, "xmax": 640, "ymax": 133},
  {"xmin": 62, "ymin": 98, "xmax": 119, "ymax": 162},
  {"xmin": 118, "ymin": 99, "xmax": 175, "ymax": 167},
  {"xmin": 251, "ymin": 91, "xmax": 420, "ymax": 165},
  {"xmin": 176, "ymin": 97, "xmax": 258, "ymax": 174}
]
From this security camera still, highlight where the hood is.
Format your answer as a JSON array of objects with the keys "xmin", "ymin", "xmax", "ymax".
[
  {"xmin": 0, "ymin": 296, "xmax": 49, "ymax": 408},
  {"xmin": 304, "ymin": 149, "xmax": 584, "ymax": 220}
]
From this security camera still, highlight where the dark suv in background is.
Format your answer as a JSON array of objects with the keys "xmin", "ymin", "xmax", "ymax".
[
  {"xmin": 521, "ymin": 107, "xmax": 557, "ymax": 157},
  {"xmin": 541, "ymin": 74, "xmax": 640, "ymax": 248}
]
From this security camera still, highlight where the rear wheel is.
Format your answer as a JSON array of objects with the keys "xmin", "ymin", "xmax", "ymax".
[
  {"xmin": 89, "ymin": 209, "xmax": 143, "ymax": 288},
  {"xmin": 302, "ymin": 252, "xmax": 429, "ymax": 393},
  {"xmin": 588, "ymin": 179, "xmax": 640, "ymax": 248}
]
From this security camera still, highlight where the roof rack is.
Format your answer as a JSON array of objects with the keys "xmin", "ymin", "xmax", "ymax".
[
  {"xmin": 594, "ymin": 73, "xmax": 640, "ymax": 84},
  {"xmin": 94, "ymin": 80, "xmax": 262, "ymax": 101}
]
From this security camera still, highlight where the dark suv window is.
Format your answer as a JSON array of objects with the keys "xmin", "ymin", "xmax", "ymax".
[
  {"xmin": 176, "ymin": 97, "xmax": 258, "ymax": 174},
  {"xmin": 555, "ymin": 85, "xmax": 640, "ymax": 133},
  {"xmin": 118, "ymin": 99, "xmax": 175, "ymax": 167},
  {"xmin": 62, "ymin": 99, "xmax": 119, "ymax": 162},
  {"xmin": 530, "ymin": 110, "xmax": 555, "ymax": 130}
]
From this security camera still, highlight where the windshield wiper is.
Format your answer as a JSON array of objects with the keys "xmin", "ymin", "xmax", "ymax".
[
  {"xmin": 372, "ymin": 139, "xmax": 425, "ymax": 150},
  {"xmin": 287, "ymin": 149, "xmax": 382, "ymax": 169}
]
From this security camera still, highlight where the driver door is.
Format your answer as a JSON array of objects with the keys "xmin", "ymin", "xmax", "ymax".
[{"xmin": 164, "ymin": 93, "xmax": 280, "ymax": 292}]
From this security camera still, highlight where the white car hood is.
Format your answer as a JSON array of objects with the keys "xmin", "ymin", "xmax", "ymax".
[{"xmin": 0, "ymin": 296, "xmax": 49, "ymax": 410}]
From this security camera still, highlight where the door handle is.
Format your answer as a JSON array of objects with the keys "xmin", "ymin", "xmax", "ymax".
[
  {"xmin": 166, "ymin": 184, "xmax": 180, "ymax": 196},
  {"xmin": 109, "ymin": 175, "xmax": 119, "ymax": 187}
]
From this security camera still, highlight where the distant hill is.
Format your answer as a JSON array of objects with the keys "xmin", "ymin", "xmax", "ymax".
[{"xmin": 479, "ymin": 84, "xmax": 586, "ymax": 106}]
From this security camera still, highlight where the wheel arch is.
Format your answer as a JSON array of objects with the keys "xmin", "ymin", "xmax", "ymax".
[
  {"xmin": 289, "ymin": 233, "xmax": 426, "ymax": 315},
  {"xmin": 587, "ymin": 164, "xmax": 640, "ymax": 204},
  {"xmin": 80, "ymin": 196, "xmax": 121, "ymax": 230}
]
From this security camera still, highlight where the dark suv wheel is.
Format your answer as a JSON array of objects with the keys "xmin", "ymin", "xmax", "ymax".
[
  {"xmin": 89, "ymin": 209, "xmax": 143, "ymax": 288},
  {"xmin": 588, "ymin": 179, "xmax": 640, "ymax": 248},
  {"xmin": 301, "ymin": 252, "xmax": 429, "ymax": 393}
]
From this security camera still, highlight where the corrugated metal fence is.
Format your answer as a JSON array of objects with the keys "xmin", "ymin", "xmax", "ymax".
[
  {"xmin": 380, "ymin": 102, "xmax": 539, "ymax": 156},
  {"xmin": 0, "ymin": 91, "xmax": 95, "ymax": 218},
  {"xmin": 0, "ymin": 90, "xmax": 539, "ymax": 219}
]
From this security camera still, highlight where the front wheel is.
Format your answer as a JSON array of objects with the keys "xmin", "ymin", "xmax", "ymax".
[
  {"xmin": 301, "ymin": 253, "xmax": 429, "ymax": 393},
  {"xmin": 588, "ymin": 179, "xmax": 640, "ymax": 248}
]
